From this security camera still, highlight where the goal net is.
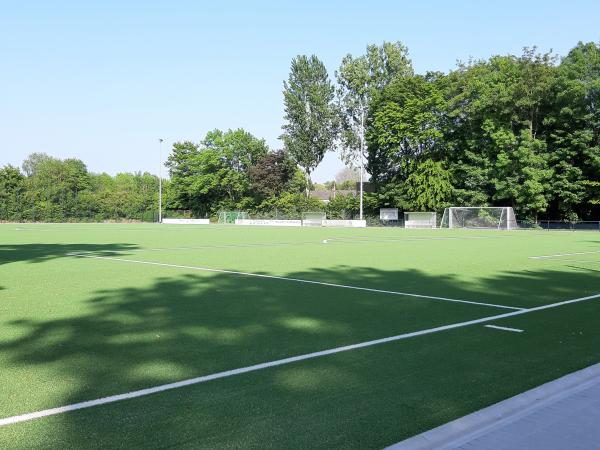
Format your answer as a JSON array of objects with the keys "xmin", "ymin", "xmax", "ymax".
[
  {"xmin": 404, "ymin": 212, "xmax": 436, "ymax": 229},
  {"xmin": 301, "ymin": 211, "xmax": 326, "ymax": 227},
  {"xmin": 440, "ymin": 207, "xmax": 517, "ymax": 230},
  {"xmin": 218, "ymin": 211, "xmax": 248, "ymax": 224}
]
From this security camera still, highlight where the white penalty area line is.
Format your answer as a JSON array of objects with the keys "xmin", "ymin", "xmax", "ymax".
[
  {"xmin": 82, "ymin": 241, "xmax": 326, "ymax": 254},
  {"xmin": 67, "ymin": 253, "xmax": 524, "ymax": 311},
  {"xmin": 557, "ymin": 259, "xmax": 600, "ymax": 265},
  {"xmin": 137, "ymin": 239, "xmax": 335, "ymax": 252},
  {"xmin": 529, "ymin": 250, "xmax": 600, "ymax": 260},
  {"xmin": 485, "ymin": 324, "xmax": 524, "ymax": 333},
  {"xmin": 2, "ymin": 292, "xmax": 599, "ymax": 428},
  {"xmin": 324, "ymin": 235, "xmax": 516, "ymax": 245}
]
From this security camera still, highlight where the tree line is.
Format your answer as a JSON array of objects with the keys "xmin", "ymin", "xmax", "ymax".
[
  {"xmin": 2, "ymin": 41, "xmax": 599, "ymax": 222},
  {"xmin": 363, "ymin": 42, "xmax": 600, "ymax": 221},
  {"xmin": 167, "ymin": 41, "xmax": 600, "ymax": 221},
  {"xmin": 0, "ymin": 153, "xmax": 161, "ymax": 221}
]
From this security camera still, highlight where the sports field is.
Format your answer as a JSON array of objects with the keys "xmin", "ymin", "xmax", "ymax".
[{"xmin": 1, "ymin": 223, "xmax": 600, "ymax": 448}]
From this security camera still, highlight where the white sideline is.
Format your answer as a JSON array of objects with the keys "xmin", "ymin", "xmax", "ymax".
[
  {"xmin": 126, "ymin": 241, "xmax": 325, "ymax": 252},
  {"xmin": 555, "ymin": 259, "xmax": 600, "ymax": 264},
  {"xmin": 67, "ymin": 254, "xmax": 524, "ymax": 311},
  {"xmin": 70, "ymin": 235, "xmax": 508, "ymax": 254},
  {"xmin": 1, "ymin": 292, "xmax": 599, "ymax": 427},
  {"xmin": 485, "ymin": 325, "xmax": 524, "ymax": 333},
  {"xmin": 529, "ymin": 250, "xmax": 600, "ymax": 259},
  {"xmin": 326, "ymin": 235, "xmax": 515, "ymax": 244}
]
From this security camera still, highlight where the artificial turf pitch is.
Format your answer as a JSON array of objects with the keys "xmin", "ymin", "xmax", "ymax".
[{"xmin": 1, "ymin": 223, "xmax": 599, "ymax": 448}]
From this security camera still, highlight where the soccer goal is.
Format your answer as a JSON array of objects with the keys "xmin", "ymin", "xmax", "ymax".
[
  {"xmin": 218, "ymin": 211, "xmax": 249, "ymax": 224},
  {"xmin": 301, "ymin": 211, "xmax": 326, "ymax": 227},
  {"xmin": 440, "ymin": 207, "xmax": 517, "ymax": 230},
  {"xmin": 404, "ymin": 212, "xmax": 437, "ymax": 229}
]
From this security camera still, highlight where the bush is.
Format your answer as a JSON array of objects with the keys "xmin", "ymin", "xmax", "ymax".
[
  {"xmin": 255, "ymin": 192, "xmax": 324, "ymax": 218},
  {"xmin": 326, "ymin": 194, "xmax": 358, "ymax": 219}
]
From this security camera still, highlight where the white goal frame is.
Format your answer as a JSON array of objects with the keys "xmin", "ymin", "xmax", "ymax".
[{"xmin": 440, "ymin": 207, "xmax": 517, "ymax": 230}]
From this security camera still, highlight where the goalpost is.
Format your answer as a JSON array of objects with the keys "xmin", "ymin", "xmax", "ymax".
[
  {"xmin": 218, "ymin": 211, "xmax": 248, "ymax": 224},
  {"xmin": 404, "ymin": 212, "xmax": 436, "ymax": 229},
  {"xmin": 440, "ymin": 207, "xmax": 517, "ymax": 230}
]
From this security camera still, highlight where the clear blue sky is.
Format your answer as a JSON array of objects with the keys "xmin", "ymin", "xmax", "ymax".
[{"xmin": 2, "ymin": 0, "xmax": 599, "ymax": 182}]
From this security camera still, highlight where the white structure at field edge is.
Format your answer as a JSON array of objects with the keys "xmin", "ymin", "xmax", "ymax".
[
  {"xmin": 440, "ymin": 207, "xmax": 517, "ymax": 230},
  {"xmin": 404, "ymin": 212, "xmax": 437, "ymax": 229}
]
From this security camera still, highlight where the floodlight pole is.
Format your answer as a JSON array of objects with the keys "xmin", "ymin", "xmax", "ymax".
[
  {"xmin": 359, "ymin": 116, "xmax": 365, "ymax": 221},
  {"xmin": 359, "ymin": 157, "xmax": 364, "ymax": 220},
  {"xmin": 158, "ymin": 138, "xmax": 163, "ymax": 223}
]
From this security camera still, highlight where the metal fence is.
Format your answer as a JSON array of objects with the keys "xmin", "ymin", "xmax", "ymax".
[
  {"xmin": 517, "ymin": 220, "xmax": 600, "ymax": 231},
  {"xmin": 366, "ymin": 218, "xmax": 600, "ymax": 230}
]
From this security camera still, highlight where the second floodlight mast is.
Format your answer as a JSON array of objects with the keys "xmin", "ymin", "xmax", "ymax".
[
  {"xmin": 158, "ymin": 138, "xmax": 163, "ymax": 223},
  {"xmin": 359, "ymin": 127, "xmax": 364, "ymax": 221}
]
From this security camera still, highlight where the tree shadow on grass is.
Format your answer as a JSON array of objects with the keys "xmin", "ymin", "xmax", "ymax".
[
  {"xmin": 0, "ymin": 243, "xmax": 138, "ymax": 265},
  {"xmin": 1, "ymin": 264, "xmax": 600, "ymax": 448}
]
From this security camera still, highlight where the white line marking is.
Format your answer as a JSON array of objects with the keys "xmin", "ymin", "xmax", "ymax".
[
  {"xmin": 1, "ymin": 292, "xmax": 599, "ymax": 427},
  {"xmin": 532, "ymin": 258, "xmax": 600, "ymax": 265},
  {"xmin": 123, "ymin": 234, "xmax": 531, "ymax": 254},
  {"xmin": 558, "ymin": 259, "xmax": 600, "ymax": 265},
  {"xmin": 117, "ymin": 241, "xmax": 324, "ymax": 252},
  {"xmin": 326, "ymin": 235, "xmax": 515, "ymax": 244},
  {"xmin": 530, "ymin": 250, "xmax": 600, "ymax": 259},
  {"xmin": 68, "ymin": 253, "xmax": 524, "ymax": 311},
  {"xmin": 485, "ymin": 325, "xmax": 524, "ymax": 333}
]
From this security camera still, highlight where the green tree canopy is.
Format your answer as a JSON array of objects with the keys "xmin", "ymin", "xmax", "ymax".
[
  {"xmin": 404, "ymin": 160, "xmax": 453, "ymax": 211},
  {"xmin": 336, "ymin": 41, "xmax": 412, "ymax": 167},
  {"xmin": 282, "ymin": 55, "xmax": 338, "ymax": 195},
  {"xmin": 166, "ymin": 129, "xmax": 269, "ymax": 215}
]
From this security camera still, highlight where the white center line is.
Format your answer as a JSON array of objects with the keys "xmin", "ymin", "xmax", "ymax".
[
  {"xmin": 485, "ymin": 325, "xmax": 524, "ymax": 333},
  {"xmin": 67, "ymin": 253, "xmax": 525, "ymax": 311}
]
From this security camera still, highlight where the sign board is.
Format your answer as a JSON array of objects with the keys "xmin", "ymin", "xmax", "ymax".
[
  {"xmin": 162, "ymin": 218, "xmax": 210, "ymax": 225},
  {"xmin": 379, "ymin": 208, "xmax": 399, "ymax": 221},
  {"xmin": 235, "ymin": 219, "xmax": 302, "ymax": 227},
  {"xmin": 321, "ymin": 220, "xmax": 367, "ymax": 228}
]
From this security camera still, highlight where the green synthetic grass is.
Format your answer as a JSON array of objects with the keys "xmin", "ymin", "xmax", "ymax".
[{"xmin": 1, "ymin": 223, "xmax": 599, "ymax": 448}]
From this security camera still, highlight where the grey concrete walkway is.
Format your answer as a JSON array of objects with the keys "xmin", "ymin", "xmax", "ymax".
[{"xmin": 388, "ymin": 363, "xmax": 600, "ymax": 450}]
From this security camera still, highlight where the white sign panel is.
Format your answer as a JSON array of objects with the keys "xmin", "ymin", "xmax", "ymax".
[
  {"xmin": 162, "ymin": 218, "xmax": 210, "ymax": 225},
  {"xmin": 379, "ymin": 208, "xmax": 398, "ymax": 221},
  {"xmin": 321, "ymin": 220, "xmax": 367, "ymax": 228},
  {"xmin": 235, "ymin": 219, "xmax": 302, "ymax": 227}
]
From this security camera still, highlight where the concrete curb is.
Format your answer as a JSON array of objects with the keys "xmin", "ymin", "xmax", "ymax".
[{"xmin": 386, "ymin": 362, "xmax": 600, "ymax": 450}]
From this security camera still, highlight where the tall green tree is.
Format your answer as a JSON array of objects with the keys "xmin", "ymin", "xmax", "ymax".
[
  {"xmin": 367, "ymin": 73, "xmax": 446, "ymax": 183},
  {"xmin": 166, "ymin": 129, "xmax": 269, "ymax": 215},
  {"xmin": 0, "ymin": 165, "xmax": 25, "ymax": 220},
  {"xmin": 19, "ymin": 154, "xmax": 91, "ymax": 220},
  {"xmin": 441, "ymin": 48, "xmax": 557, "ymax": 216},
  {"xmin": 546, "ymin": 42, "xmax": 600, "ymax": 217},
  {"xmin": 336, "ymin": 41, "xmax": 412, "ymax": 167},
  {"xmin": 282, "ymin": 55, "xmax": 338, "ymax": 196},
  {"xmin": 21, "ymin": 152, "xmax": 52, "ymax": 177},
  {"xmin": 489, "ymin": 126, "xmax": 553, "ymax": 218},
  {"xmin": 336, "ymin": 41, "xmax": 412, "ymax": 217},
  {"xmin": 404, "ymin": 160, "xmax": 453, "ymax": 211}
]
